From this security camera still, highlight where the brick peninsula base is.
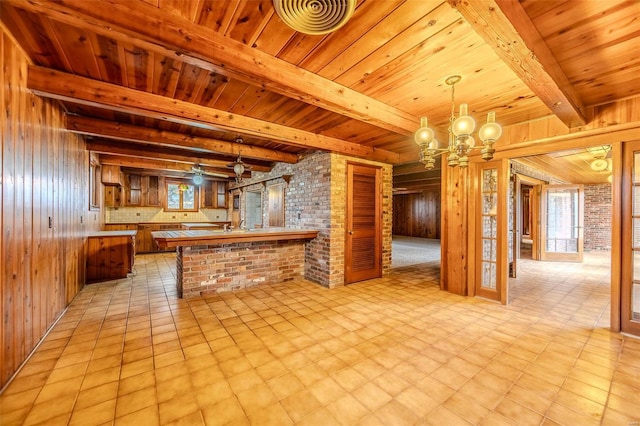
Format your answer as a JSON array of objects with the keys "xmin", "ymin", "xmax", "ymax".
[
  {"xmin": 177, "ymin": 240, "xmax": 306, "ymax": 298},
  {"xmin": 151, "ymin": 228, "xmax": 319, "ymax": 298}
]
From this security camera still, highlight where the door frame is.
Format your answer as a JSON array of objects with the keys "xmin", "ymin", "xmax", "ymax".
[
  {"xmin": 539, "ymin": 184, "xmax": 585, "ymax": 262},
  {"xmin": 514, "ymin": 174, "xmax": 545, "ymax": 261},
  {"xmin": 620, "ymin": 140, "xmax": 640, "ymax": 335}
]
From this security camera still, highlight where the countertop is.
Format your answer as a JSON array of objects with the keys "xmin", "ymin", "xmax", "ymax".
[
  {"xmin": 88, "ymin": 230, "xmax": 137, "ymax": 237},
  {"xmin": 181, "ymin": 222, "xmax": 223, "ymax": 229},
  {"xmin": 151, "ymin": 227, "xmax": 319, "ymax": 248}
]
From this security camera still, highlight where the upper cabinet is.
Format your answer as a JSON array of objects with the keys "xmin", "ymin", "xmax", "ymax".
[
  {"xmin": 201, "ymin": 180, "xmax": 228, "ymax": 209},
  {"xmin": 125, "ymin": 173, "xmax": 142, "ymax": 206},
  {"xmin": 117, "ymin": 173, "xmax": 165, "ymax": 207},
  {"xmin": 101, "ymin": 165, "xmax": 122, "ymax": 186}
]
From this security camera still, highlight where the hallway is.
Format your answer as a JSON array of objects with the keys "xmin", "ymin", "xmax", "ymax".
[{"xmin": 0, "ymin": 252, "xmax": 638, "ymax": 425}]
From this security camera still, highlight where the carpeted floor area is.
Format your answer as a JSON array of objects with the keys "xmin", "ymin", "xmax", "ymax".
[{"xmin": 391, "ymin": 236, "xmax": 441, "ymax": 269}]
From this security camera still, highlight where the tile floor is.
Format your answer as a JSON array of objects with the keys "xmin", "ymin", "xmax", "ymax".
[{"xmin": 1, "ymin": 251, "xmax": 639, "ymax": 425}]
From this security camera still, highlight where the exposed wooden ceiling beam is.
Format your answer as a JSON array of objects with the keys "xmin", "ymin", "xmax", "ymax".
[
  {"xmin": 99, "ymin": 154, "xmax": 249, "ymax": 178},
  {"xmin": 9, "ymin": 0, "xmax": 418, "ymax": 135},
  {"xmin": 28, "ymin": 66, "xmax": 399, "ymax": 163},
  {"xmin": 393, "ymin": 163, "xmax": 442, "ymax": 177},
  {"xmin": 68, "ymin": 116, "xmax": 296, "ymax": 164},
  {"xmin": 393, "ymin": 171, "xmax": 442, "ymax": 184},
  {"xmin": 86, "ymin": 140, "xmax": 271, "ymax": 173},
  {"xmin": 448, "ymin": 0, "xmax": 589, "ymax": 128}
]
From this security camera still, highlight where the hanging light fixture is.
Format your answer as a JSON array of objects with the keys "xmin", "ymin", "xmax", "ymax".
[
  {"xmin": 192, "ymin": 170, "xmax": 204, "ymax": 185},
  {"xmin": 229, "ymin": 136, "xmax": 252, "ymax": 183},
  {"xmin": 415, "ymin": 75, "xmax": 502, "ymax": 170}
]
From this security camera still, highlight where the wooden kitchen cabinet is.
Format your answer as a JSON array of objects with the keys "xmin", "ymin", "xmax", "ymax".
[
  {"xmin": 86, "ymin": 231, "xmax": 136, "ymax": 283},
  {"xmin": 123, "ymin": 173, "xmax": 163, "ymax": 207},
  {"xmin": 144, "ymin": 175, "xmax": 161, "ymax": 207},
  {"xmin": 125, "ymin": 173, "xmax": 142, "ymax": 206},
  {"xmin": 101, "ymin": 165, "xmax": 122, "ymax": 186},
  {"xmin": 201, "ymin": 180, "xmax": 228, "ymax": 208},
  {"xmin": 104, "ymin": 185, "xmax": 123, "ymax": 207}
]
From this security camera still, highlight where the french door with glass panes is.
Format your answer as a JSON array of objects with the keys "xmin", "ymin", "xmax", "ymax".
[
  {"xmin": 621, "ymin": 141, "xmax": 640, "ymax": 335},
  {"xmin": 540, "ymin": 185, "xmax": 584, "ymax": 262},
  {"xmin": 475, "ymin": 160, "xmax": 509, "ymax": 304}
]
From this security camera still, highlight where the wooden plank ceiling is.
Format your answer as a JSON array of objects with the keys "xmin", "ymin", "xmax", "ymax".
[{"xmin": 2, "ymin": 0, "xmax": 638, "ymax": 188}]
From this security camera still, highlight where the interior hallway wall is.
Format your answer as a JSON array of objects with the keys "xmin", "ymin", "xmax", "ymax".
[{"xmin": 1, "ymin": 26, "xmax": 100, "ymax": 389}]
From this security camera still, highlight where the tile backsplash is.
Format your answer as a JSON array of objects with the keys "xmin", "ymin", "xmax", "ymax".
[{"xmin": 106, "ymin": 207, "xmax": 228, "ymax": 223}]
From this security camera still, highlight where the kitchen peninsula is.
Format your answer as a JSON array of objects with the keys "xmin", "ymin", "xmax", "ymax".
[{"xmin": 152, "ymin": 227, "xmax": 319, "ymax": 298}]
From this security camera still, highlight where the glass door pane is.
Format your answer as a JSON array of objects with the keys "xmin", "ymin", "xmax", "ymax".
[
  {"xmin": 481, "ymin": 168, "xmax": 498, "ymax": 290},
  {"xmin": 540, "ymin": 185, "xmax": 584, "ymax": 262},
  {"xmin": 475, "ymin": 159, "xmax": 507, "ymax": 304},
  {"xmin": 622, "ymin": 143, "xmax": 640, "ymax": 335}
]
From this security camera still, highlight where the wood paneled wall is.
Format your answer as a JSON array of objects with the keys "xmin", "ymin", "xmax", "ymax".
[
  {"xmin": 392, "ymin": 191, "xmax": 441, "ymax": 239},
  {"xmin": 1, "ymin": 26, "xmax": 100, "ymax": 389}
]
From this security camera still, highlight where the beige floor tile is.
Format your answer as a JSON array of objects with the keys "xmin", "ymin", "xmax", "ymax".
[
  {"xmin": 114, "ymin": 405, "xmax": 160, "ymax": 425},
  {"xmin": 374, "ymin": 399, "xmax": 420, "ymax": 425},
  {"xmin": 201, "ymin": 396, "xmax": 246, "ymax": 426},
  {"xmin": 115, "ymin": 386, "xmax": 157, "ymax": 418},
  {"xmin": 325, "ymin": 393, "xmax": 370, "ymax": 425},
  {"xmin": 3, "ymin": 251, "xmax": 640, "ymax": 425},
  {"xmin": 68, "ymin": 399, "xmax": 116, "ymax": 426},
  {"xmin": 493, "ymin": 397, "xmax": 544, "ymax": 425},
  {"xmin": 75, "ymin": 381, "xmax": 119, "ymax": 410}
]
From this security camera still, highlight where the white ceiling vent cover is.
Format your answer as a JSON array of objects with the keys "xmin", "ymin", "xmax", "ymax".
[{"xmin": 273, "ymin": 0, "xmax": 356, "ymax": 35}]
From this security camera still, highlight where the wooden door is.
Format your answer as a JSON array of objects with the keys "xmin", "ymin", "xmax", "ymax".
[
  {"xmin": 475, "ymin": 160, "xmax": 509, "ymax": 304},
  {"xmin": 268, "ymin": 184, "xmax": 285, "ymax": 227},
  {"xmin": 540, "ymin": 185, "xmax": 584, "ymax": 262},
  {"xmin": 345, "ymin": 163, "xmax": 381, "ymax": 284},
  {"xmin": 621, "ymin": 141, "xmax": 640, "ymax": 335}
]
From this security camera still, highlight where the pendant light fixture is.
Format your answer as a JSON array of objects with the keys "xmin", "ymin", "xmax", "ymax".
[{"xmin": 415, "ymin": 75, "xmax": 503, "ymax": 170}]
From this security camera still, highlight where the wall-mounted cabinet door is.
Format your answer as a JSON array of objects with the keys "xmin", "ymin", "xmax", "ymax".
[
  {"xmin": 125, "ymin": 173, "xmax": 142, "ymax": 206},
  {"xmin": 145, "ymin": 175, "xmax": 161, "ymax": 207},
  {"xmin": 200, "ymin": 181, "xmax": 227, "ymax": 209}
]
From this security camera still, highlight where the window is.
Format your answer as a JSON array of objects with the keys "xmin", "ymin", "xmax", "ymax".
[
  {"xmin": 166, "ymin": 180, "xmax": 198, "ymax": 211},
  {"xmin": 89, "ymin": 159, "xmax": 101, "ymax": 211}
]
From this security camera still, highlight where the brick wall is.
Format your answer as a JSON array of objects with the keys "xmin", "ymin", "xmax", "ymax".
[
  {"xmin": 584, "ymin": 183, "xmax": 612, "ymax": 250},
  {"xmin": 177, "ymin": 240, "xmax": 306, "ymax": 298},
  {"xmin": 232, "ymin": 151, "xmax": 393, "ymax": 288}
]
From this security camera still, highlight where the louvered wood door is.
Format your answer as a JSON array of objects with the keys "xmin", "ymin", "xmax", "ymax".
[{"xmin": 345, "ymin": 163, "xmax": 382, "ymax": 284}]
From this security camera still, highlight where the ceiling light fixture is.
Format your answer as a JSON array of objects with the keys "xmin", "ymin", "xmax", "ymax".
[
  {"xmin": 273, "ymin": 0, "xmax": 356, "ymax": 35},
  {"xmin": 192, "ymin": 170, "xmax": 204, "ymax": 185},
  {"xmin": 414, "ymin": 75, "xmax": 503, "ymax": 170},
  {"xmin": 230, "ymin": 137, "xmax": 251, "ymax": 183}
]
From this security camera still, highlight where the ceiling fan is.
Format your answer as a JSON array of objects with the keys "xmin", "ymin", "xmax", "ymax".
[
  {"xmin": 228, "ymin": 137, "xmax": 252, "ymax": 183},
  {"xmin": 190, "ymin": 164, "xmax": 229, "ymax": 185}
]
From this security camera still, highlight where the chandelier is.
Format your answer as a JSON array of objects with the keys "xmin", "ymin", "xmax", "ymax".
[{"xmin": 414, "ymin": 75, "xmax": 503, "ymax": 170}]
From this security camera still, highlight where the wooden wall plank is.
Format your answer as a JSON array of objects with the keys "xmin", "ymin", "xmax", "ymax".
[
  {"xmin": 392, "ymin": 190, "xmax": 441, "ymax": 239},
  {"xmin": 0, "ymin": 24, "xmax": 101, "ymax": 389}
]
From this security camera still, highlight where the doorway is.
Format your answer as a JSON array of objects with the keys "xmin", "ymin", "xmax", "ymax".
[
  {"xmin": 506, "ymin": 149, "xmax": 611, "ymax": 307},
  {"xmin": 246, "ymin": 190, "xmax": 262, "ymax": 229}
]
